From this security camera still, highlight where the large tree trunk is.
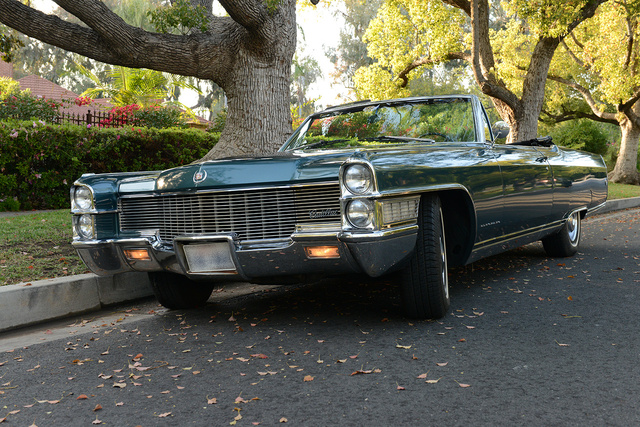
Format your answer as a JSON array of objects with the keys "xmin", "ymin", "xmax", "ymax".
[
  {"xmin": 0, "ymin": 0, "xmax": 297, "ymax": 161},
  {"xmin": 609, "ymin": 117, "xmax": 640, "ymax": 184},
  {"xmin": 202, "ymin": 43, "xmax": 293, "ymax": 160}
]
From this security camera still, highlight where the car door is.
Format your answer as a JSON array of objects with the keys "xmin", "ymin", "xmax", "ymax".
[{"xmin": 491, "ymin": 143, "xmax": 555, "ymax": 237}]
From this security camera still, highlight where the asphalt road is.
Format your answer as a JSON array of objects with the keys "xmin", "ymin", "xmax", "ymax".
[{"xmin": 1, "ymin": 208, "xmax": 639, "ymax": 426}]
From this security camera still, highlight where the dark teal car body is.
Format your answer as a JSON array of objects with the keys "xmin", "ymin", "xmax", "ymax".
[{"xmin": 71, "ymin": 95, "xmax": 607, "ymax": 319}]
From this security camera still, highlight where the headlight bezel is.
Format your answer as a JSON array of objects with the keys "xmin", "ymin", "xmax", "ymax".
[
  {"xmin": 342, "ymin": 163, "xmax": 374, "ymax": 195},
  {"xmin": 74, "ymin": 214, "xmax": 95, "ymax": 240},
  {"xmin": 71, "ymin": 185, "xmax": 95, "ymax": 213},
  {"xmin": 345, "ymin": 199, "xmax": 375, "ymax": 229}
]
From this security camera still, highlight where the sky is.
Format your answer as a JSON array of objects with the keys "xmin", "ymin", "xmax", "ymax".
[{"xmin": 30, "ymin": 0, "xmax": 346, "ymax": 108}]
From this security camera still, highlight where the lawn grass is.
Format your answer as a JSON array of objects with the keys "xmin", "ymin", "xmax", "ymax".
[
  {"xmin": 0, "ymin": 210, "xmax": 89, "ymax": 286},
  {"xmin": 608, "ymin": 182, "xmax": 640, "ymax": 199},
  {"xmin": 1, "ymin": 183, "xmax": 639, "ymax": 286}
]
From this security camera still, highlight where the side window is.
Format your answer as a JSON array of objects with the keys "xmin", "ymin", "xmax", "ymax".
[{"xmin": 482, "ymin": 109, "xmax": 492, "ymax": 142}]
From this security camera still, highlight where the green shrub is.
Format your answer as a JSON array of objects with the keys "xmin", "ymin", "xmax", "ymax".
[
  {"xmin": 549, "ymin": 119, "xmax": 609, "ymax": 156},
  {"xmin": 0, "ymin": 120, "xmax": 218, "ymax": 209},
  {"xmin": 0, "ymin": 91, "xmax": 61, "ymax": 122}
]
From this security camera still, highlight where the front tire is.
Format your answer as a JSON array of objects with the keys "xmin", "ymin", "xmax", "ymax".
[
  {"xmin": 541, "ymin": 211, "xmax": 581, "ymax": 257},
  {"xmin": 149, "ymin": 272, "xmax": 214, "ymax": 309},
  {"xmin": 401, "ymin": 194, "xmax": 450, "ymax": 319}
]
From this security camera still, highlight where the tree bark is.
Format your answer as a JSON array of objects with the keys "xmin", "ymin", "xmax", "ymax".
[
  {"xmin": 0, "ymin": 0, "xmax": 296, "ymax": 160},
  {"xmin": 443, "ymin": 0, "xmax": 605, "ymax": 144},
  {"xmin": 609, "ymin": 115, "xmax": 640, "ymax": 185}
]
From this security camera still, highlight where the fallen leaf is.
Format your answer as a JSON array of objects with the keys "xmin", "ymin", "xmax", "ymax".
[
  {"xmin": 436, "ymin": 362, "xmax": 448, "ymax": 367},
  {"xmin": 93, "ymin": 404, "xmax": 102, "ymax": 412},
  {"xmin": 397, "ymin": 386, "xmax": 405, "ymax": 390},
  {"xmin": 158, "ymin": 412, "xmax": 172, "ymax": 418},
  {"xmin": 279, "ymin": 418, "xmax": 288, "ymax": 423},
  {"xmin": 77, "ymin": 394, "xmax": 89, "ymax": 400},
  {"xmin": 303, "ymin": 375, "xmax": 314, "ymax": 382},
  {"xmin": 458, "ymin": 383, "xmax": 471, "ymax": 388},
  {"xmin": 417, "ymin": 373, "xmax": 428, "ymax": 379},
  {"xmin": 207, "ymin": 397, "xmax": 217, "ymax": 404},
  {"xmin": 425, "ymin": 378, "xmax": 441, "ymax": 384},
  {"xmin": 92, "ymin": 418, "xmax": 102, "ymax": 425},
  {"xmin": 396, "ymin": 344, "xmax": 412, "ymax": 349}
]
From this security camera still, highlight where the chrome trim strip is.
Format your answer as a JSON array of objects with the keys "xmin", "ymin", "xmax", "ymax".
[
  {"xmin": 339, "ymin": 224, "xmax": 418, "ymax": 241},
  {"xmin": 117, "ymin": 180, "xmax": 340, "ymax": 199},
  {"xmin": 474, "ymin": 221, "xmax": 563, "ymax": 250},
  {"xmin": 587, "ymin": 201, "xmax": 606, "ymax": 215},
  {"xmin": 71, "ymin": 209, "xmax": 119, "ymax": 215}
]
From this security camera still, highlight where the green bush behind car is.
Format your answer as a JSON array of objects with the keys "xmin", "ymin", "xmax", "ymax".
[{"xmin": 0, "ymin": 120, "xmax": 218, "ymax": 211}]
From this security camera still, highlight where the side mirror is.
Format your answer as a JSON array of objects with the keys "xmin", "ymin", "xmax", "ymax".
[{"xmin": 492, "ymin": 121, "xmax": 510, "ymax": 140}]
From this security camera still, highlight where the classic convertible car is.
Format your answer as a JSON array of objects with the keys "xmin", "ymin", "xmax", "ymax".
[{"xmin": 71, "ymin": 95, "xmax": 607, "ymax": 319}]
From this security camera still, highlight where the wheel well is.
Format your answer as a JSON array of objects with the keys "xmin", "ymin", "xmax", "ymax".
[{"xmin": 435, "ymin": 190, "xmax": 475, "ymax": 266}]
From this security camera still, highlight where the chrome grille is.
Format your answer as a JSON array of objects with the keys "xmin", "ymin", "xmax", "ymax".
[{"xmin": 118, "ymin": 184, "xmax": 341, "ymax": 243}]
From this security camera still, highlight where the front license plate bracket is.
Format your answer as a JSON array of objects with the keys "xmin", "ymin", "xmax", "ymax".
[{"xmin": 180, "ymin": 241, "xmax": 237, "ymax": 274}]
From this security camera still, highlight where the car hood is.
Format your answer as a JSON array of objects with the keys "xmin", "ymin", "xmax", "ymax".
[{"xmin": 155, "ymin": 151, "xmax": 353, "ymax": 192}]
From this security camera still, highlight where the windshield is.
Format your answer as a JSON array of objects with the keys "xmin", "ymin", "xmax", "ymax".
[{"xmin": 284, "ymin": 98, "xmax": 477, "ymax": 151}]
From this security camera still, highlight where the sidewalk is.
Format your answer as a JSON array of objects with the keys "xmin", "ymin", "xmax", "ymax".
[{"xmin": 1, "ymin": 196, "xmax": 640, "ymax": 333}]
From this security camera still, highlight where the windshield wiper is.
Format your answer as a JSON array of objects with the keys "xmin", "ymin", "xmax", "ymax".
[
  {"xmin": 361, "ymin": 136, "xmax": 435, "ymax": 143},
  {"xmin": 297, "ymin": 139, "xmax": 349, "ymax": 150}
]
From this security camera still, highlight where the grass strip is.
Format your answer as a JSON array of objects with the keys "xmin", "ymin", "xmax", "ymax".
[{"xmin": 0, "ymin": 210, "xmax": 88, "ymax": 286}]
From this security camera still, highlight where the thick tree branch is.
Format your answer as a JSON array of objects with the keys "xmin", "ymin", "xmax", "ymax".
[
  {"xmin": 560, "ymin": 40, "xmax": 586, "ymax": 69},
  {"xmin": 396, "ymin": 52, "xmax": 469, "ymax": 87},
  {"xmin": 218, "ymin": 0, "xmax": 268, "ymax": 32},
  {"xmin": 619, "ymin": 88, "xmax": 640, "ymax": 127},
  {"xmin": 547, "ymin": 73, "xmax": 617, "ymax": 121},
  {"xmin": 624, "ymin": 15, "xmax": 635, "ymax": 69},
  {"xmin": 440, "ymin": 0, "xmax": 471, "ymax": 16},
  {"xmin": 540, "ymin": 107, "xmax": 617, "ymax": 125},
  {"xmin": 0, "ymin": 0, "xmax": 237, "ymax": 84}
]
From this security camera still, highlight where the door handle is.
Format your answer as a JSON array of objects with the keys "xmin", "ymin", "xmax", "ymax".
[{"xmin": 535, "ymin": 156, "xmax": 548, "ymax": 163}]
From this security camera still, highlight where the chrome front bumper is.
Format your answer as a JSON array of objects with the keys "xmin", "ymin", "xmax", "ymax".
[{"xmin": 72, "ymin": 225, "xmax": 418, "ymax": 282}]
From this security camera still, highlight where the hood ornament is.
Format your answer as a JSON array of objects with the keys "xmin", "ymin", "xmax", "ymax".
[{"xmin": 193, "ymin": 170, "xmax": 207, "ymax": 183}]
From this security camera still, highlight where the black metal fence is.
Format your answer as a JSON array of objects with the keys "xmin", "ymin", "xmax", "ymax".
[{"xmin": 55, "ymin": 110, "xmax": 128, "ymax": 128}]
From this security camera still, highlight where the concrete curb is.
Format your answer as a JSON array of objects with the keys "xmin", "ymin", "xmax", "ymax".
[
  {"xmin": 596, "ymin": 196, "xmax": 640, "ymax": 214},
  {"xmin": 0, "ymin": 272, "xmax": 152, "ymax": 332},
  {"xmin": 1, "ymin": 197, "xmax": 639, "ymax": 333}
]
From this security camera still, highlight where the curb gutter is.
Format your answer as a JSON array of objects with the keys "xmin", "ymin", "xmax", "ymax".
[
  {"xmin": 2, "ymin": 196, "xmax": 640, "ymax": 333},
  {"xmin": 0, "ymin": 272, "xmax": 152, "ymax": 333}
]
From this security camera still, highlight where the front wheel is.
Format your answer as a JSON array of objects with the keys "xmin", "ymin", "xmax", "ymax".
[
  {"xmin": 149, "ymin": 272, "xmax": 214, "ymax": 309},
  {"xmin": 541, "ymin": 211, "xmax": 581, "ymax": 257},
  {"xmin": 401, "ymin": 194, "xmax": 450, "ymax": 319}
]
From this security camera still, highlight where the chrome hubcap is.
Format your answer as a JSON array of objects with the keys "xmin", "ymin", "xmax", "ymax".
[
  {"xmin": 567, "ymin": 212, "xmax": 579, "ymax": 245},
  {"xmin": 440, "ymin": 208, "xmax": 449, "ymax": 300}
]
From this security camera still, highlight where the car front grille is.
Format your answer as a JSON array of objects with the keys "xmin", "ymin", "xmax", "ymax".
[{"xmin": 118, "ymin": 183, "xmax": 341, "ymax": 243}]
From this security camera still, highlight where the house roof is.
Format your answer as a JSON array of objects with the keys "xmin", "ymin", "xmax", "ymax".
[
  {"xmin": 17, "ymin": 74, "xmax": 112, "ymax": 115},
  {"xmin": 0, "ymin": 60, "xmax": 13, "ymax": 79}
]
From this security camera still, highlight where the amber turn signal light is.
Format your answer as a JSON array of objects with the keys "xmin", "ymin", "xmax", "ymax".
[
  {"xmin": 123, "ymin": 248, "xmax": 151, "ymax": 261},
  {"xmin": 304, "ymin": 246, "xmax": 340, "ymax": 259}
]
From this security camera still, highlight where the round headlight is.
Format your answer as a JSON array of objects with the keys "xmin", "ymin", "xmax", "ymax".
[
  {"xmin": 344, "ymin": 164, "xmax": 373, "ymax": 194},
  {"xmin": 346, "ymin": 199, "xmax": 374, "ymax": 228},
  {"xmin": 74, "ymin": 186, "xmax": 93, "ymax": 211},
  {"xmin": 77, "ymin": 214, "xmax": 94, "ymax": 239}
]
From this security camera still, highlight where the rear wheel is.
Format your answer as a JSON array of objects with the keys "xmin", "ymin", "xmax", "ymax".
[
  {"xmin": 401, "ymin": 194, "xmax": 450, "ymax": 319},
  {"xmin": 542, "ymin": 211, "xmax": 581, "ymax": 257},
  {"xmin": 149, "ymin": 272, "xmax": 214, "ymax": 309}
]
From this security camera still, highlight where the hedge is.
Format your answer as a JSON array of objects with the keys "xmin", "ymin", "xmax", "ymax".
[{"xmin": 0, "ymin": 120, "xmax": 219, "ymax": 211}]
